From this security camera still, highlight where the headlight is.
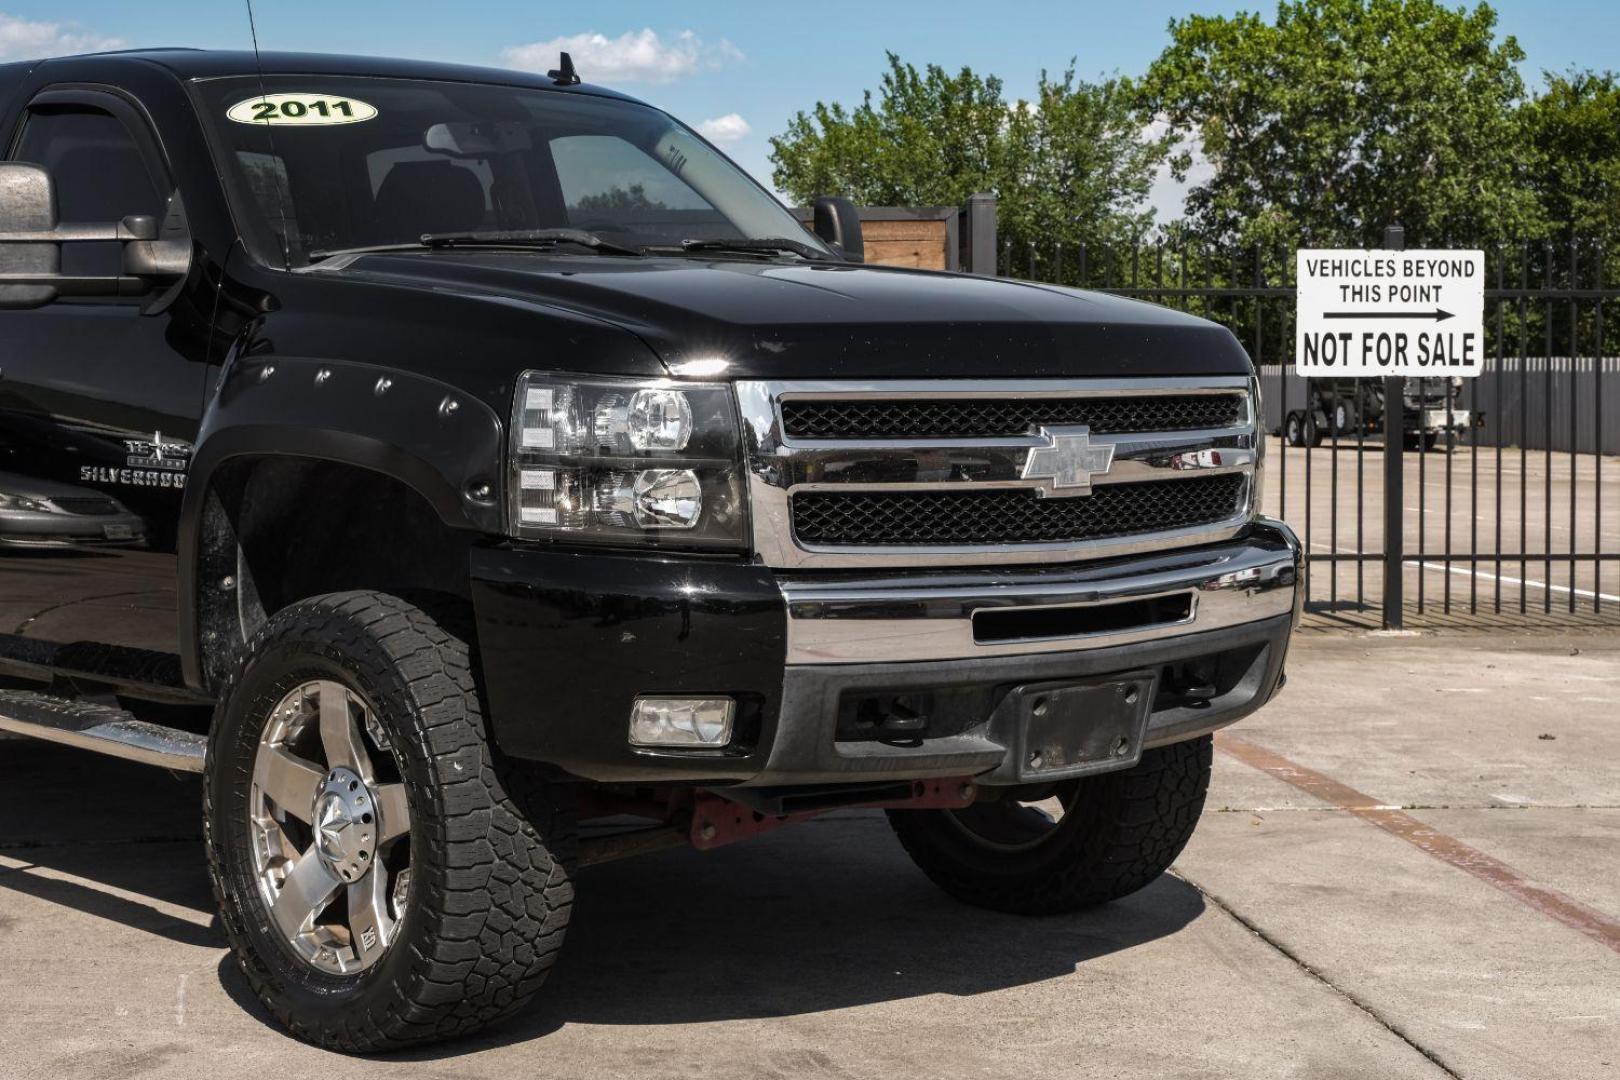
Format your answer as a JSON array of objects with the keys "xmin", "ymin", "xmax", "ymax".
[
  {"xmin": 0, "ymin": 492, "xmax": 50, "ymax": 513},
  {"xmin": 508, "ymin": 372, "xmax": 747, "ymax": 550}
]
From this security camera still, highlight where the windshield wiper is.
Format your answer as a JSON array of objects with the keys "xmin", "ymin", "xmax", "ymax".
[
  {"xmin": 652, "ymin": 237, "xmax": 836, "ymax": 261},
  {"xmin": 308, "ymin": 228, "xmax": 643, "ymax": 262},
  {"xmin": 420, "ymin": 228, "xmax": 644, "ymax": 257}
]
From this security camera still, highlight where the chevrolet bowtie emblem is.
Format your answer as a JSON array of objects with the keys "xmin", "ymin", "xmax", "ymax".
[{"xmin": 1021, "ymin": 425, "xmax": 1115, "ymax": 496}]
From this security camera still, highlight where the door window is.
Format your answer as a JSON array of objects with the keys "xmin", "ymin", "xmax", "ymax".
[{"xmin": 11, "ymin": 105, "xmax": 164, "ymax": 283}]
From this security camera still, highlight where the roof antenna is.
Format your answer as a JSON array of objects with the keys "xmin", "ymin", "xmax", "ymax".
[
  {"xmin": 547, "ymin": 52, "xmax": 581, "ymax": 86},
  {"xmin": 243, "ymin": 0, "xmax": 293, "ymax": 268}
]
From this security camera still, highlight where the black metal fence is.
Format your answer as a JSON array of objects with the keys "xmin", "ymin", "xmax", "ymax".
[{"xmin": 1002, "ymin": 235, "xmax": 1620, "ymax": 628}]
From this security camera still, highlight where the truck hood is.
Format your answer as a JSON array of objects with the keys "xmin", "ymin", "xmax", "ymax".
[{"xmin": 316, "ymin": 252, "xmax": 1254, "ymax": 380}]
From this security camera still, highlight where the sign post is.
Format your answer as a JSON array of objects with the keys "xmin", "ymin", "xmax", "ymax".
[
  {"xmin": 1381, "ymin": 226, "xmax": 1407, "ymax": 630},
  {"xmin": 1293, "ymin": 228, "xmax": 1485, "ymax": 629}
]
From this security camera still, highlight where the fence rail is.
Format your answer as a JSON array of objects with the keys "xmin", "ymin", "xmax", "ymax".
[{"xmin": 1003, "ymin": 236, "xmax": 1620, "ymax": 628}]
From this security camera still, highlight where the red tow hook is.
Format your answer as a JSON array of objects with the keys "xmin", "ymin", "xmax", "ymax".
[{"xmin": 689, "ymin": 777, "xmax": 978, "ymax": 851}]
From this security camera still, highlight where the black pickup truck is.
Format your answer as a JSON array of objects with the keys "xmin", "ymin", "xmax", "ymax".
[{"xmin": 0, "ymin": 48, "xmax": 1301, "ymax": 1052}]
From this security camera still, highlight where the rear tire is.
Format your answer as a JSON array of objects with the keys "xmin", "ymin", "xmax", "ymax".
[
  {"xmin": 1333, "ymin": 398, "xmax": 1357, "ymax": 435},
  {"xmin": 205, "ymin": 591, "xmax": 574, "ymax": 1053},
  {"xmin": 887, "ymin": 736, "xmax": 1213, "ymax": 915}
]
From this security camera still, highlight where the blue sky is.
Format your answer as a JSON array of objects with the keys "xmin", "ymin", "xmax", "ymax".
[{"xmin": 3, "ymin": 1, "xmax": 1617, "ymax": 216}]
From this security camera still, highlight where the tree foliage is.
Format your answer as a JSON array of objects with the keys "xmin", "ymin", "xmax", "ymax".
[
  {"xmin": 768, "ymin": 54, "xmax": 1168, "ymax": 253},
  {"xmin": 1138, "ymin": 0, "xmax": 1543, "ymax": 249},
  {"xmin": 1524, "ymin": 70, "xmax": 1620, "ymax": 245},
  {"xmin": 573, "ymin": 183, "xmax": 667, "ymax": 212}
]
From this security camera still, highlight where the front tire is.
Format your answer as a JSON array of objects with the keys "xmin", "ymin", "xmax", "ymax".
[
  {"xmin": 204, "ymin": 591, "xmax": 574, "ymax": 1053},
  {"xmin": 887, "ymin": 736, "xmax": 1212, "ymax": 915}
]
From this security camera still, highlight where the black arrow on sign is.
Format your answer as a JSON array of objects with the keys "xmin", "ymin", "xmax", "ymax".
[{"xmin": 1323, "ymin": 308, "xmax": 1454, "ymax": 322}]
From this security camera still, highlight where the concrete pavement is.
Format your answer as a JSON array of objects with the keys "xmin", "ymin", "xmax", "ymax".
[{"xmin": 2, "ymin": 633, "xmax": 1617, "ymax": 1079}]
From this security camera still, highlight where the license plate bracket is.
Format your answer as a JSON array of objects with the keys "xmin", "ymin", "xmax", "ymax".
[{"xmin": 997, "ymin": 672, "xmax": 1157, "ymax": 783}]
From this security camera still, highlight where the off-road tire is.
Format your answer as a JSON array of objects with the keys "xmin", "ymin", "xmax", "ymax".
[
  {"xmin": 204, "ymin": 591, "xmax": 574, "ymax": 1052},
  {"xmin": 887, "ymin": 735, "xmax": 1212, "ymax": 915}
]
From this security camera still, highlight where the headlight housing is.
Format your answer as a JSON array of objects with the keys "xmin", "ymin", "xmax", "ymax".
[
  {"xmin": 0, "ymin": 492, "xmax": 50, "ymax": 513},
  {"xmin": 508, "ymin": 372, "xmax": 747, "ymax": 550}
]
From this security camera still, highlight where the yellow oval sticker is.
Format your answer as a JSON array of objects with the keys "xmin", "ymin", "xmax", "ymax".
[{"xmin": 227, "ymin": 94, "xmax": 377, "ymax": 126}]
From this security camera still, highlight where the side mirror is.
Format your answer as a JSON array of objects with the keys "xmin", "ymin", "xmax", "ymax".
[
  {"xmin": 0, "ymin": 163, "xmax": 60, "ymax": 308},
  {"xmin": 812, "ymin": 195, "xmax": 864, "ymax": 263},
  {"xmin": 0, "ymin": 162, "xmax": 192, "ymax": 310}
]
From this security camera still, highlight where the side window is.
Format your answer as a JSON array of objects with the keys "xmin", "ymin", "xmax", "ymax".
[
  {"xmin": 10, "ymin": 105, "xmax": 164, "ymax": 285},
  {"xmin": 13, "ymin": 105, "xmax": 162, "ymax": 223},
  {"xmin": 550, "ymin": 134, "xmax": 713, "ymax": 219}
]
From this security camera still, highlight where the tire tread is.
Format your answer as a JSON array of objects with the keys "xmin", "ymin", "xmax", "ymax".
[{"xmin": 204, "ymin": 591, "xmax": 573, "ymax": 1053}]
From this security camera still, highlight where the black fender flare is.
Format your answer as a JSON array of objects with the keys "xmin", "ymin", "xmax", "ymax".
[{"xmin": 178, "ymin": 354, "xmax": 506, "ymax": 690}]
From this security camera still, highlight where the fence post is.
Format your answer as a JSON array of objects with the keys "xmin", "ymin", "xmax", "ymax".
[
  {"xmin": 1382, "ymin": 224, "xmax": 1407, "ymax": 629},
  {"xmin": 962, "ymin": 193, "xmax": 997, "ymax": 275}
]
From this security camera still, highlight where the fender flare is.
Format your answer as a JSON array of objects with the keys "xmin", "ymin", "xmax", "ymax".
[{"xmin": 177, "ymin": 354, "xmax": 506, "ymax": 690}]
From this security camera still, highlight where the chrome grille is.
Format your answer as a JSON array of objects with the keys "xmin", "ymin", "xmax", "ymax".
[
  {"xmin": 793, "ymin": 475, "xmax": 1246, "ymax": 547},
  {"xmin": 737, "ymin": 377, "xmax": 1258, "ymax": 570},
  {"xmin": 781, "ymin": 394, "xmax": 1246, "ymax": 440}
]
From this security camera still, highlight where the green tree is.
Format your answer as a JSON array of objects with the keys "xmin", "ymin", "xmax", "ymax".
[
  {"xmin": 1524, "ymin": 69, "xmax": 1620, "ymax": 245},
  {"xmin": 573, "ymin": 183, "xmax": 667, "ymax": 212},
  {"xmin": 1139, "ymin": 0, "xmax": 1544, "ymax": 250},
  {"xmin": 769, "ymin": 54, "xmax": 1168, "ymax": 259}
]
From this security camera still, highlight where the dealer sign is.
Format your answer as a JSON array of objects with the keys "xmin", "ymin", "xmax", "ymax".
[{"xmin": 1295, "ymin": 249, "xmax": 1484, "ymax": 377}]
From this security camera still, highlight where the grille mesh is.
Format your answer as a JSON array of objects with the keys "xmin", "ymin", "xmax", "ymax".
[
  {"xmin": 792, "ymin": 474, "xmax": 1245, "ymax": 547},
  {"xmin": 782, "ymin": 394, "xmax": 1246, "ymax": 440},
  {"xmin": 48, "ymin": 497, "xmax": 120, "ymax": 516}
]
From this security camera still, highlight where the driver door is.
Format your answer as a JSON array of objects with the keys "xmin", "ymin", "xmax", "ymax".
[{"xmin": 0, "ymin": 89, "xmax": 208, "ymax": 684}]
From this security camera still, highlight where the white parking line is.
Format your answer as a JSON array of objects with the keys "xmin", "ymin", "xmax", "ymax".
[
  {"xmin": 1414, "ymin": 560, "xmax": 1620, "ymax": 603},
  {"xmin": 1306, "ymin": 540, "xmax": 1620, "ymax": 603}
]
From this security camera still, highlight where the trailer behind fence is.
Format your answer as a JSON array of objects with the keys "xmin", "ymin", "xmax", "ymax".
[{"xmin": 1002, "ymin": 236, "xmax": 1620, "ymax": 628}]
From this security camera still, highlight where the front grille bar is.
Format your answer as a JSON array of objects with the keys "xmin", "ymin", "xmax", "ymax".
[
  {"xmin": 782, "ymin": 393, "xmax": 1246, "ymax": 440},
  {"xmin": 737, "ymin": 376, "xmax": 1258, "ymax": 570}
]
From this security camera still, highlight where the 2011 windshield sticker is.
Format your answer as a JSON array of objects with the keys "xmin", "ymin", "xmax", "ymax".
[{"xmin": 227, "ymin": 94, "xmax": 377, "ymax": 126}]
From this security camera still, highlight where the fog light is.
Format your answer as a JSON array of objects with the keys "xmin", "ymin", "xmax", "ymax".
[{"xmin": 629, "ymin": 697, "xmax": 734, "ymax": 748}]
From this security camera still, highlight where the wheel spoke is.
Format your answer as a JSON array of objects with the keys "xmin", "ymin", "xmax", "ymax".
[
  {"xmin": 271, "ymin": 848, "xmax": 341, "ymax": 941},
  {"xmin": 253, "ymin": 747, "xmax": 324, "ymax": 822},
  {"xmin": 346, "ymin": 869, "xmax": 393, "ymax": 966},
  {"xmin": 318, "ymin": 681, "xmax": 372, "ymax": 778},
  {"xmin": 374, "ymin": 783, "xmax": 411, "ymax": 845}
]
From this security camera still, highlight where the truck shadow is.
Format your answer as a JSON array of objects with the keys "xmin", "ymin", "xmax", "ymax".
[
  {"xmin": 1, "ymin": 741, "xmax": 1205, "ymax": 1052},
  {"xmin": 377, "ymin": 819, "xmax": 1206, "ymax": 1057},
  {"xmin": 0, "ymin": 742, "xmax": 217, "ymax": 948}
]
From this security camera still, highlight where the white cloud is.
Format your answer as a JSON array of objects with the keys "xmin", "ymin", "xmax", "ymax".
[
  {"xmin": 698, "ymin": 113, "xmax": 750, "ymax": 145},
  {"xmin": 0, "ymin": 14, "xmax": 123, "ymax": 60},
  {"xmin": 1143, "ymin": 119, "xmax": 1212, "ymax": 224},
  {"xmin": 501, "ymin": 28, "xmax": 742, "ymax": 85}
]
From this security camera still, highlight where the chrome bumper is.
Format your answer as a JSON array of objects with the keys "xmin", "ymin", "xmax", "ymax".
[{"xmin": 779, "ymin": 519, "xmax": 1301, "ymax": 665}]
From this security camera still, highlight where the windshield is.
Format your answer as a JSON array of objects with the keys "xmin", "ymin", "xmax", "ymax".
[{"xmin": 193, "ymin": 75, "xmax": 830, "ymax": 267}]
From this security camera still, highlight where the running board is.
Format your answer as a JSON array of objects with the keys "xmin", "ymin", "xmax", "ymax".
[{"xmin": 0, "ymin": 690, "xmax": 207, "ymax": 773}]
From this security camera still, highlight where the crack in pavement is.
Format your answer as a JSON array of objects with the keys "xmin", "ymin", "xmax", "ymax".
[
  {"xmin": 1175, "ymin": 870, "xmax": 1465, "ymax": 1080},
  {"xmin": 1218, "ymin": 733, "xmax": 1620, "ymax": 957}
]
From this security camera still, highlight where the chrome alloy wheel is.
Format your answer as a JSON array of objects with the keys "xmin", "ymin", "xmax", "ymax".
[{"xmin": 248, "ymin": 680, "xmax": 412, "ymax": 975}]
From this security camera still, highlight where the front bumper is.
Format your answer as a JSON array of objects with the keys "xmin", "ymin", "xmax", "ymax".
[{"xmin": 471, "ymin": 519, "xmax": 1301, "ymax": 786}]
